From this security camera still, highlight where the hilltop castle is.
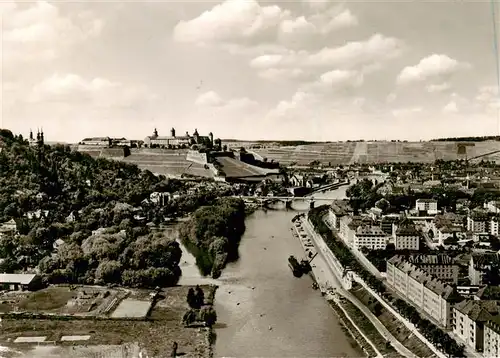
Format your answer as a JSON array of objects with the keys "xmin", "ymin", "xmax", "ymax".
[{"xmin": 143, "ymin": 128, "xmax": 214, "ymax": 148}]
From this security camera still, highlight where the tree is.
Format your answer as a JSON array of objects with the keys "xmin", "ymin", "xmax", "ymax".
[
  {"xmin": 195, "ymin": 285, "xmax": 205, "ymax": 307},
  {"xmin": 187, "ymin": 288, "xmax": 197, "ymax": 308},
  {"xmin": 200, "ymin": 306, "xmax": 217, "ymax": 327}
]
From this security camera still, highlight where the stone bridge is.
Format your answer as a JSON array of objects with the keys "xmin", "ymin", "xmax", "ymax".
[{"xmin": 235, "ymin": 195, "xmax": 338, "ymax": 210}]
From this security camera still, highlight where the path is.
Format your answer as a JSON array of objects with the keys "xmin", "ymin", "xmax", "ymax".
[{"xmin": 349, "ymin": 142, "xmax": 368, "ymax": 165}]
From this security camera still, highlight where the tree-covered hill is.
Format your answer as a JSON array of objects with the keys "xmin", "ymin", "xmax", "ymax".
[{"xmin": 0, "ymin": 129, "xmax": 191, "ymax": 287}]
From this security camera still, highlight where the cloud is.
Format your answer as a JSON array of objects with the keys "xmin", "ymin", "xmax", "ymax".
[
  {"xmin": 397, "ymin": 54, "xmax": 469, "ymax": 85},
  {"xmin": 386, "ymin": 93, "xmax": 397, "ymax": 103},
  {"xmin": 3, "ymin": 1, "xmax": 103, "ymax": 65},
  {"xmin": 426, "ymin": 82, "xmax": 451, "ymax": 93},
  {"xmin": 391, "ymin": 107, "xmax": 423, "ymax": 117},
  {"xmin": 173, "ymin": 0, "xmax": 289, "ymax": 46},
  {"xmin": 443, "ymin": 101, "xmax": 459, "ymax": 113},
  {"xmin": 302, "ymin": 0, "xmax": 331, "ymax": 11},
  {"xmin": 314, "ymin": 70, "xmax": 364, "ymax": 91},
  {"xmin": 173, "ymin": 0, "xmax": 357, "ymax": 49},
  {"xmin": 195, "ymin": 91, "xmax": 258, "ymax": 111},
  {"xmin": 279, "ymin": 9, "xmax": 357, "ymax": 38},
  {"xmin": 249, "ymin": 34, "xmax": 403, "ymax": 81},
  {"xmin": 195, "ymin": 91, "xmax": 224, "ymax": 107},
  {"xmin": 257, "ymin": 68, "xmax": 310, "ymax": 81},
  {"xmin": 30, "ymin": 73, "xmax": 158, "ymax": 107}
]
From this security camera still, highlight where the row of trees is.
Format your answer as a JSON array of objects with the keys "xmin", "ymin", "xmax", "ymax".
[{"xmin": 308, "ymin": 205, "xmax": 465, "ymax": 357}]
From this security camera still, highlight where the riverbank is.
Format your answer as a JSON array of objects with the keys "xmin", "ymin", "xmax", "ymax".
[
  {"xmin": 291, "ymin": 218, "xmax": 378, "ymax": 357},
  {"xmin": 291, "ymin": 216, "xmax": 416, "ymax": 358}
]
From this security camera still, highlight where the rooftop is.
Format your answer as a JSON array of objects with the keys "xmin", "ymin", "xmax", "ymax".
[
  {"xmin": 0, "ymin": 274, "xmax": 38, "ymax": 285},
  {"xmin": 454, "ymin": 299, "xmax": 500, "ymax": 322},
  {"xmin": 407, "ymin": 254, "xmax": 455, "ymax": 266},
  {"xmin": 356, "ymin": 225, "xmax": 386, "ymax": 236},
  {"xmin": 388, "ymin": 255, "xmax": 462, "ymax": 302},
  {"xmin": 416, "ymin": 198, "xmax": 437, "ymax": 203}
]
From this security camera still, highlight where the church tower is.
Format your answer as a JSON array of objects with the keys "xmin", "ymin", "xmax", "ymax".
[
  {"xmin": 153, "ymin": 128, "xmax": 158, "ymax": 138},
  {"xmin": 171, "ymin": 127, "xmax": 176, "ymax": 137},
  {"xmin": 193, "ymin": 129, "xmax": 199, "ymax": 144}
]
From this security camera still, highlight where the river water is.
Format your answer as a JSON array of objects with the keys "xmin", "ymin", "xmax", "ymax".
[{"xmin": 179, "ymin": 185, "xmax": 366, "ymax": 358}]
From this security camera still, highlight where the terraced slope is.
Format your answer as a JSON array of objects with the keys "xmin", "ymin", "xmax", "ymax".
[
  {"xmin": 215, "ymin": 157, "xmax": 267, "ymax": 177},
  {"xmin": 254, "ymin": 141, "xmax": 500, "ymax": 165},
  {"xmin": 121, "ymin": 149, "xmax": 213, "ymax": 177}
]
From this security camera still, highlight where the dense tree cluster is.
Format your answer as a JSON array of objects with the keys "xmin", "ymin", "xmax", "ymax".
[
  {"xmin": 308, "ymin": 205, "xmax": 465, "ymax": 357},
  {"xmin": 179, "ymin": 197, "xmax": 246, "ymax": 279},
  {"xmin": 0, "ymin": 130, "xmax": 220, "ymax": 288}
]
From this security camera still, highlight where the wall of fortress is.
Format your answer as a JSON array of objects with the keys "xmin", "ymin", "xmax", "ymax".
[{"xmin": 186, "ymin": 150, "xmax": 208, "ymax": 165}]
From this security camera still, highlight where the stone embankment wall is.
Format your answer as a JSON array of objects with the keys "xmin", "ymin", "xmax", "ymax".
[{"xmin": 186, "ymin": 150, "xmax": 208, "ymax": 165}]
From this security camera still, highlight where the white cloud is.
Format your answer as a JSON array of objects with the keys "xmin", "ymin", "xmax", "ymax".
[
  {"xmin": 443, "ymin": 101, "xmax": 459, "ymax": 113},
  {"xmin": 195, "ymin": 90, "xmax": 258, "ymax": 111},
  {"xmin": 30, "ymin": 73, "xmax": 158, "ymax": 107},
  {"xmin": 173, "ymin": 0, "xmax": 289, "ymax": 46},
  {"xmin": 386, "ymin": 93, "xmax": 397, "ymax": 103},
  {"xmin": 195, "ymin": 91, "xmax": 224, "ymax": 107},
  {"xmin": 318, "ymin": 70, "xmax": 364, "ymax": 88},
  {"xmin": 3, "ymin": 2, "xmax": 103, "ymax": 65},
  {"xmin": 257, "ymin": 68, "xmax": 309, "ymax": 81},
  {"xmin": 426, "ymin": 82, "xmax": 451, "ymax": 93},
  {"xmin": 249, "ymin": 33, "xmax": 403, "ymax": 80},
  {"xmin": 302, "ymin": 0, "xmax": 331, "ymax": 11},
  {"xmin": 279, "ymin": 9, "xmax": 357, "ymax": 38},
  {"xmin": 173, "ymin": 0, "xmax": 356, "ymax": 49},
  {"xmin": 391, "ymin": 107, "xmax": 423, "ymax": 117},
  {"xmin": 397, "ymin": 54, "xmax": 469, "ymax": 85}
]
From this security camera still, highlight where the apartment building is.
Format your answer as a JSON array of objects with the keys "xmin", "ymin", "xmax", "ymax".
[
  {"xmin": 327, "ymin": 200, "xmax": 353, "ymax": 230},
  {"xmin": 415, "ymin": 198, "xmax": 438, "ymax": 215},
  {"xmin": 485, "ymin": 318, "xmax": 500, "ymax": 357},
  {"xmin": 339, "ymin": 215, "xmax": 373, "ymax": 247},
  {"xmin": 469, "ymin": 252, "xmax": 500, "ymax": 285},
  {"xmin": 467, "ymin": 210, "xmax": 490, "ymax": 233},
  {"xmin": 380, "ymin": 214, "xmax": 401, "ymax": 235},
  {"xmin": 394, "ymin": 219, "xmax": 420, "ymax": 251},
  {"xmin": 429, "ymin": 213, "xmax": 466, "ymax": 244},
  {"xmin": 353, "ymin": 225, "xmax": 387, "ymax": 250},
  {"xmin": 485, "ymin": 200, "xmax": 500, "ymax": 214},
  {"xmin": 387, "ymin": 255, "xmax": 463, "ymax": 328},
  {"xmin": 453, "ymin": 300, "xmax": 500, "ymax": 353},
  {"xmin": 407, "ymin": 254, "xmax": 459, "ymax": 284}
]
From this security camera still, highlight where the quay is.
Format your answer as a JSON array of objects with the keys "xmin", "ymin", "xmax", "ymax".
[{"xmin": 291, "ymin": 215, "xmax": 418, "ymax": 358}]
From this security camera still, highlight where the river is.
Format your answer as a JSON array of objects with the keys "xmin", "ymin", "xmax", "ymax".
[{"xmin": 179, "ymin": 185, "xmax": 366, "ymax": 358}]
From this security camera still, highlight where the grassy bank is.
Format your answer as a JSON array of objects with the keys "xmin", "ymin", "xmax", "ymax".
[
  {"xmin": 336, "ymin": 298, "xmax": 401, "ymax": 358},
  {"xmin": 350, "ymin": 285, "xmax": 437, "ymax": 358},
  {"xmin": 326, "ymin": 299, "xmax": 375, "ymax": 357}
]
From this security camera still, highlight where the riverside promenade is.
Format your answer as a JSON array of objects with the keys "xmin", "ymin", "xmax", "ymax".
[{"xmin": 292, "ymin": 216, "xmax": 417, "ymax": 358}]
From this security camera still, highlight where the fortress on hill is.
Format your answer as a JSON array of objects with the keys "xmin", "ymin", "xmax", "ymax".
[{"xmin": 143, "ymin": 128, "xmax": 213, "ymax": 149}]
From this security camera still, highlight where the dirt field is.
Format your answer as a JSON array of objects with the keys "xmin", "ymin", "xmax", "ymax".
[
  {"xmin": 350, "ymin": 285, "xmax": 437, "ymax": 358},
  {"xmin": 0, "ymin": 286, "xmax": 125, "ymax": 316},
  {"xmin": 0, "ymin": 285, "xmax": 217, "ymax": 358}
]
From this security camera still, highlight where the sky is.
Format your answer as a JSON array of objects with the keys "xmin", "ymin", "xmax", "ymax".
[{"xmin": 2, "ymin": 0, "xmax": 500, "ymax": 143}]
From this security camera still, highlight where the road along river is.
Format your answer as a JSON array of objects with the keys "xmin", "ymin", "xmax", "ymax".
[{"xmin": 179, "ymin": 186, "xmax": 366, "ymax": 357}]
